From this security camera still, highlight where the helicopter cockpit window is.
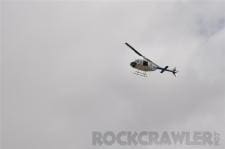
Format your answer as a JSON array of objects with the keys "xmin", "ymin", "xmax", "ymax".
[{"xmin": 143, "ymin": 60, "xmax": 148, "ymax": 66}]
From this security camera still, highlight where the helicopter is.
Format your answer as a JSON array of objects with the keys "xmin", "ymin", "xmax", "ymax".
[{"xmin": 125, "ymin": 42, "xmax": 178, "ymax": 77}]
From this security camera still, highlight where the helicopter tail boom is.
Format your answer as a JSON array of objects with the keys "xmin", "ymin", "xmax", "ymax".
[
  {"xmin": 160, "ymin": 66, "xmax": 169, "ymax": 73},
  {"xmin": 158, "ymin": 66, "xmax": 178, "ymax": 77}
]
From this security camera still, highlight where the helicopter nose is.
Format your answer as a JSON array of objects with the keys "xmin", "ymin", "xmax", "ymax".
[{"xmin": 130, "ymin": 62, "xmax": 137, "ymax": 67}]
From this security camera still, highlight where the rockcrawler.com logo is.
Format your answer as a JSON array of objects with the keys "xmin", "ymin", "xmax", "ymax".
[{"xmin": 92, "ymin": 131, "xmax": 220, "ymax": 146}]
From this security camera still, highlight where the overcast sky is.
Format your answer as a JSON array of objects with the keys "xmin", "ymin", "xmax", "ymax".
[{"xmin": 2, "ymin": 0, "xmax": 225, "ymax": 149}]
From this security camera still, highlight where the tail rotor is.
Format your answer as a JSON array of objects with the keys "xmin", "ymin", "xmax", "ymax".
[{"xmin": 172, "ymin": 67, "xmax": 178, "ymax": 77}]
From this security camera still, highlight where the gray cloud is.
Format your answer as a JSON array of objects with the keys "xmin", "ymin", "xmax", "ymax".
[{"xmin": 2, "ymin": 1, "xmax": 225, "ymax": 149}]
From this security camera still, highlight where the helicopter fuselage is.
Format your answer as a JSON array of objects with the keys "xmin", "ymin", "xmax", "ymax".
[{"xmin": 130, "ymin": 59, "xmax": 158, "ymax": 72}]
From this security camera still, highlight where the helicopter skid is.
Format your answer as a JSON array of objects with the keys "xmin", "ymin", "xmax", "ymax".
[{"xmin": 133, "ymin": 71, "xmax": 148, "ymax": 77}]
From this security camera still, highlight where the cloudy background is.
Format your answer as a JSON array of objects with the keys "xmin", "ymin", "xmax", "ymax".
[{"xmin": 1, "ymin": 0, "xmax": 225, "ymax": 149}]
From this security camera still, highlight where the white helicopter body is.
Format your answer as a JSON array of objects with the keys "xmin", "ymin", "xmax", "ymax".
[{"xmin": 125, "ymin": 42, "xmax": 178, "ymax": 77}]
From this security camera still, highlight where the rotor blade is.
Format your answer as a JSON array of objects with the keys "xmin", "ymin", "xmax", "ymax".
[
  {"xmin": 125, "ymin": 42, "xmax": 143, "ymax": 57},
  {"xmin": 125, "ymin": 42, "xmax": 159, "ymax": 67}
]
